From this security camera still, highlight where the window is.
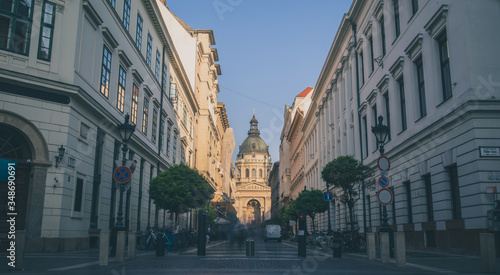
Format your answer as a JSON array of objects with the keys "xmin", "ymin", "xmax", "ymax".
[
  {"xmin": 180, "ymin": 143, "xmax": 185, "ymax": 164},
  {"xmin": 183, "ymin": 105, "xmax": 187, "ymax": 126},
  {"xmin": 423, "ymin": 174, "xmax": 434, "ymax": 221},
  {"xmin": 117, "ymin": 66, "xmax": 126, "ymax": 112},
  {"xmin": 380, "ymin": 16, "xmax": 386, "ymax": 56},
  {"xmin": 411, "ymin": 0, "xmax": 419, "ymax": 17},
  {"xmin": 252, "ymin": 169, "xmax": 256, "ymax": 178},
  {"xmin": 73, "ymin": 177, "xmax": 84, "ymax": 212},
  {"xmin": 146, "ymin": 33, "xmax": 152, "ymax": 67},
  {"xmin": 169, "ymin": 81, "xmax": 177, "ymax": 101},
  {"xmin": 245, "ymin": 169, "xmax": 249, "ymax": 178},
  {"xmin": 404, "ymin": 181, "xmax": 413, "ymax": 223},
  {"xmin": 415, "ymin": 57, "xmax": 427, "ymax": 118},
  {"xmin": 142, "ymin": 96, "xmax": 149, "ymax": 134},
  {"xmin": 155, "ymin": 50, "xmax": 160, "ymax": 81},
  {"xmin": 152, "ymin": 107, "xmax": 158, "ymax": 144},
  {"xmin": 166, "ymin": 125, "xmax": 171, "ymax": 156},
  {"xmin": 38, "ymin": 1, "xmax": 55, "ymax": 61},
  {"xmin": 159, "ymin": 118, "xmax": 164, "ymax": 151},
  {"xmin": 107, "ymin": 0, "xmax": 115, "ymax": 7},
  {"xmin": 393, "ymin": 0, "xmax": 400, "ymax": 38},
  {"xmin": 259, "ymin": 169, "xmax": 263, "ymax": 178},
  {"xmin": 362, "ymin": 115, "xmax": 368, "ymax": 158},
  {"xmin": 162, "ymin": 64, "xmax": 167, "ymax": 91},
  {"xmin": 0, "ymin": 0, "xmax": 34, "ymax": 55},
  {"xmin": 438, "ymin": 32, "xmax": 452, "ymax": 101},
  {"xmin": 368, "ymin": 36, "xmax": 374, "ymax": 74},
  {"xmin": 390, "ymin": 186, "xmax": 396, "ymax": 225},
  {"xmin": 448, "ymin": 164, "xmax": 461, "ymax": 219},
  {"xmin": 172, "ymin": 134, "xmax": 177, "ymax": 163},
  {"xmin": 398, "ymin": 78, "xmax": 407, "ymax": 131},
  {"xmin": 123, "ymin": 0, "xmax": 130, "ymax": 30},
  {"xmin": 100, "ymin": 45, "xmax": 112, "ymax": 98},
  {"xmin": 383, "ymin": 93, "xmax": 391, "ymax": 141},
  {"xmin": 359, "ymin": 50, "xmax": 365, "ymax": 86},
  {"xmin": 135, "ymin": 14, "xmax": 142, "ymax": 51},
  {"xmin": 131, "ymin": 83, "xmax": 139, "ymax": 124}
]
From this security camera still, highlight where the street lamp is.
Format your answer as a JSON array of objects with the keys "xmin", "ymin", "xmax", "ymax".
[
  {"xmin": 371, "ymin": 115, "xmax": 393, "ymax": 254},
  {"xmin": 371, "ymin": 115, "xmax": 390, "ymax": 155},
  {"xmin": 115, "ymin": 113, "xmax": 135, "ymax": 229}
]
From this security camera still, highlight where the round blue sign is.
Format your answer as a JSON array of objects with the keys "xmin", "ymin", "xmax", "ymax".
[
  {"xmin": 378, "ymin": 176, "xmax": 390, "ymax": 188},
  {"xmin": 114, "ymin": 166, "xmax": 132, "ymax": 184}
]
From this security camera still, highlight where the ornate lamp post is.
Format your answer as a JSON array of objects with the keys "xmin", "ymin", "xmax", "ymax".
[
  {"xmin": 115, "ymin": 113, "xmax": 135, "ymax": 229},
  {"xmin": 371, "ymin": 115, "xmax": 392, "ymax": 249}
]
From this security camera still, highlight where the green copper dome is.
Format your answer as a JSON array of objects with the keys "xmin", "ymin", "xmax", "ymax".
[{"xmin": 238, "ymin": 114, "xmax": 269, "ymax": 155}]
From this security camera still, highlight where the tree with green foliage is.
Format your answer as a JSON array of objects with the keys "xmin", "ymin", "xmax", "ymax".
[
  {"xmin": 200, "ymin": 203, "xmax": 217, "ymax": 225},
  {"xmin": 149, "ymin": 163, "xmax": 214, "ymax": 227},
  {"xmin": 321, "ymin": 155, "xmax": 372, "ymax": 232},
  {"xmin": 294, "ymin": 189, "xmax": 329, "ymax": 232}
]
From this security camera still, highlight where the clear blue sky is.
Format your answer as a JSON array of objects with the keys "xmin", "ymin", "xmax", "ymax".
[{"xmin": 166, "ymin": 0, "xmax": 353, "ymax": 161}]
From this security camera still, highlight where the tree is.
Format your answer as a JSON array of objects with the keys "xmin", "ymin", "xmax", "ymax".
[
  {"xmin": 294, "ymin": 189, "xmax": 329, "ymax": 232},
  {"xmin": 200, "ymin": 203, "xmax": 217, "ymax": 225},
  {"xmin": 149, "ymin": 163, "xmax": 214, "ymax": 227},
  {"xmin": 321, "ymin": 155, "xmax": 372, "ymax": 232}
]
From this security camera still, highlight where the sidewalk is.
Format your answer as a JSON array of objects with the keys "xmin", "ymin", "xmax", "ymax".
[{"xmin": 285, "ymin": 241, "xmax": 500, "ymax": 275}]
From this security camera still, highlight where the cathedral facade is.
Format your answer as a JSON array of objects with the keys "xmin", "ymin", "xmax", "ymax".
[{"xmin": 234, "ymin": 114, "xmax": 272, "ymax": 226}]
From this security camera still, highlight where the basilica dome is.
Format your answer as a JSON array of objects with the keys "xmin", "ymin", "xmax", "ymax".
[{"xmin": 238, "ymin": 114, "xmax": 269, "ymax": 155}]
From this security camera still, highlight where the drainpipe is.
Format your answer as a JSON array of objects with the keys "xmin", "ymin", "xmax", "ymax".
[
  {"xmin": 351, "ymin": 21, "xmax": 367, "ymax": 238},
  {"xmin": 158, "ymin": 45, "xmax": 167, "ymax": 156}
]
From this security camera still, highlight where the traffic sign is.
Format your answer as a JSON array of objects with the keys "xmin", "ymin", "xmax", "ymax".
[
  {"xmin": 377, "ymin": 156, "xmax": 390, "ymax": 171},
  {"xmin": 324, "ymin": 192, "xmax": 333, "ymax": 201},
  {"xmin": 377, "ymin": 188, "xmax": 393, "ymax": 206},
  {"xmin": 378, "ymin": 176, "xmax": 390, "ymax": 188},
  {"xmin": 114, "ymin": 166, "xmax": 132, "ymax": 184}
]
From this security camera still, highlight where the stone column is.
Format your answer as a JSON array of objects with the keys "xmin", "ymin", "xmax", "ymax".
[
  {"xmin": 380, "ymin": 232, "xmax": 390, "ymax": 264},
  {"xmin": 367, "ymin": 233, "xmax": 376, "ymax": 261},
  {"xmin": 116, "ymin": 231, "xmax": 126, "ymax": 262},
  {"xmin": 99, "ymin": 231, "xmax": 109, "ymax": 266},
  {"xmin": 128, "ymin": 231, "xmax": 136, "ymax": 260},
  {"xmin": 480, "ymin": 233, "xmax": 496, "ymax": 273},
  {"xmin": 395, "ymin": 232, "xmax": 406, "ymax": 267}
]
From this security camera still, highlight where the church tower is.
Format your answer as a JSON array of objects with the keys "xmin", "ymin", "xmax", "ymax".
[{"xmin": 234, "ymin": 113, "xmax": 272, "ymax": 227}]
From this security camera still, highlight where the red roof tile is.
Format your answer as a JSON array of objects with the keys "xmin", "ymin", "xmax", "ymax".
[{"xmin": 296, "ymin": 87, "xmax": 313, "ymax": 98}]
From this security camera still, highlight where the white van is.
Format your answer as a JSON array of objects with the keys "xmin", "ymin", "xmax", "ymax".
[{"xmin": 264, "ymin": 224, "xmax": 281, "ymax": 242}]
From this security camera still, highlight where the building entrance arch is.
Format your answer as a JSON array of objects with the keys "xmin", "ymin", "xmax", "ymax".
[{"xmin": 0, "ymin": 110, "xmax": 50, "ymax": 250}]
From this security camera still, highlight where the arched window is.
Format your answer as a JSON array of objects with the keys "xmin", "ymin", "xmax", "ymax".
[
  {"xmin": 252, "ymin": 168, "xmax": 256, "ymax": 178},
  {"xmin": 259, "ymin": 169, "xmax": 263, "ymax": 178},
  {"xmin": 245, "ymin": 169, "xmax": 249, "ymax": 178}
]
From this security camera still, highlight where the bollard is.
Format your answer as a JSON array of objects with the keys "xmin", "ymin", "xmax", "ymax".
[
  {"xmin": 395, "ymin": 232, "xmax": 406, "ymax": 267},
  {"xmin": 156, "ymin": 234, "xmax": 165, "ymax": 257},
  {"xmin": 116, "ymin": 231, "xmax": 126, "ymax": 262},
  {"xmin": 380, "ymin": 232, "xmax": 390, "ymax": 264},
  {"xmin": 246, "ymin": 238, "xmax": 255, "ymax": 257},
  {"xmin": 367, "ymin": 233, "xmax": 376, "ymax": 261},
  {"xmin": 128, "ymin": 231, "xmax": 136, "ymax": 260},
  {"xmin": 332, "ymin": 233, "xmax": 342, "ymax": 258},
  {"xmin": 99, "ymin": 230, "xmax": 110, "ymax": 266},
  {"xmin": 480, "ymin": 233, "xmax": 496, "ymax": 273},
  {"xmin": 197, "ymin": 210, "xmax": 207, "ymax": 256}
]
